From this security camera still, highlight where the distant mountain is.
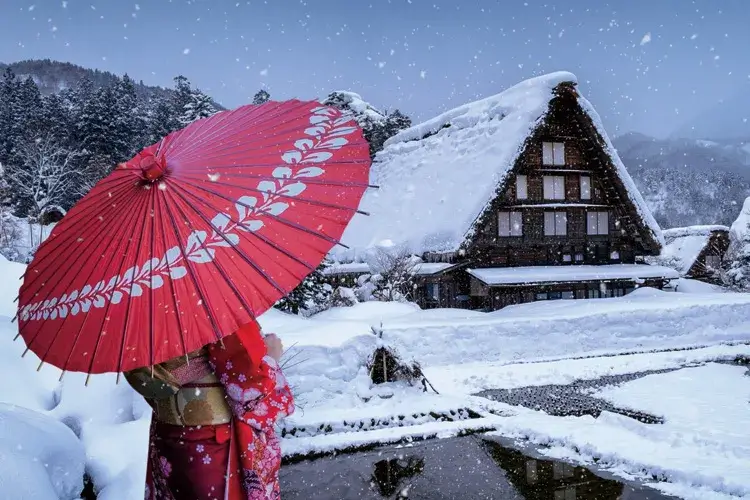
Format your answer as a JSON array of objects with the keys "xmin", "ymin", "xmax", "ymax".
[
  {"xmin": 671, "ymin": 84, "xmax": 750, "ymax": 141},
  {"xmin": 0, "ymin": 59, "xmax": 174, "ymax": 102},
  {"xmin": 614, "ymin": 132, "xmax": 750, "ymax": 229}
]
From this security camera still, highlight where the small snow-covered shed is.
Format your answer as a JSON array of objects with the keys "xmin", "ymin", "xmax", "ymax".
[
  {"xmin": 648, "ymin": 225, "xmax": 730, "ymax": 283},
  {"xmin": 332, "ymin": 72, "xmax": 673, "ymax": 310}
]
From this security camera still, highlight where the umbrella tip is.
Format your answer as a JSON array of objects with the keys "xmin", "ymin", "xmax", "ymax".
[
  {"xmin": 85, "ymin": 373, "xmax": 92, "ymax": 386},
  {"xmin": 59, "ymin": 370, "xmax": 66, "ymax": 382}
]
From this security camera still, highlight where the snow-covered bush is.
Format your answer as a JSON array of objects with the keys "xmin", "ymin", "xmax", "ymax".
[
  {"xmin": 275, "ymin": 262, "xmax": 333, "ymax": 316},
  {"xmin": 0, "ymin": 208, "xmax": 23, "ymax": 262},
  {"xmin": 365, "ymin": 247, "xmax": 418, "ymax": 302},
  {"xmin": 329, "ymin": 286, "xmax": 359, "ymax": 308},
  {"xmin": 723, "ymin": 197, "xmax": 750, "ymax": 290}
]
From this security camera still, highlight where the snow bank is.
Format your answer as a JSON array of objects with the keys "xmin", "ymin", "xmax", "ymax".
[
  {"xmin": 380, "ymin": 288, "xmax": 750, "ymax": 368},
  {"xmin": 0, "ymin": 256, "xmax": 24, "ymax": 319},
  {"xmin": 663, "ymin": 225, "xmax": 729, "ymax": 240},
  {"xmin": 0, "ymin": 404, "xmax": 85, "ymax": 500},
  {"xmin": 486, "ymin": 364, "xmax": 750, "ymax": 499}
]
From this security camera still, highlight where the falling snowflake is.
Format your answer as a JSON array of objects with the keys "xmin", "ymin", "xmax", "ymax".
[
  {"xmin": 135, "ymin": 3, "xmax": 140, "ymax": 9},
  {"xmin": 28, "ymin": 5, "xmax": 35, "ymax": 11},
  {"xmin": 420, "ymin": 70, "xmax": 426, "ymax": 79},
  {"xmin": 183, "ymin": 48, "xmax": 190, "ymax": 55},
  {"xmin": 640, "ymin": 32, "xmax": 652, "ymax": 45},
  {"xmin": 259, "ymin": 68, "xmax": 268, "ymax": 76},
  {"xmin": 378, "ymin": 61, "xmax": 386, "ymax": 68},
  {"xmin": 62, "ymin": 1, "xmax": 67, "ymax": 7}
]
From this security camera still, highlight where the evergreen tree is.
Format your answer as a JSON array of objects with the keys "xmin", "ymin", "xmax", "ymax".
[
  {"xmin": 723, "ymin": 197, "xmax": 750, "ymax": 290},
  {"xmin": 0, "ymin": 68, "xmax": 20, "ymax": 166},
  {"xmin": 171, "ymin": 75, "xmax": 193, "ymax": 119},
  {"xmin": 252, "ymin": 89, "xmax": 271, "ymax": 105},
  {"xmin": 113, "ymin": 74, "xmax": 144, "ymax": 159},
  {"xmin": 146, "ymin": 95, "xmax": 181, "ymax": 145},
  {"xmin": 181, "ymin": 88, "xmax": 217, "ymax": 124},
  {"xmin": 42, "ymin": 93, "xmax": 72, "ymax": 145},
  {"xmin": 274, "ymin": 262, "xmax": 332, "ymax": 315}
]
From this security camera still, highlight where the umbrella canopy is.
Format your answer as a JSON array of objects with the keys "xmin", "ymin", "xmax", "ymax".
[{"xmin": 17, "ymin": 100, "xmax": 371, "ymax": 374}]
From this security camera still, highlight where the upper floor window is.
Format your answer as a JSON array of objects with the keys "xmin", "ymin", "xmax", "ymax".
[
  {"xmin": 543, "ymin": 175, "xmax": 565, "ymax": 200},
  {"xmin": 587, "ymin": 211, "xmax": 609, "ymax": 235},
  {"xmin": 498, "ymin": 211, "xmax": 523, "ymax": 237},
  {"xmin": 542, "ymin": 141, "xmax": 565, "ymax": 166},
  {"xmin": 544, "ymin": 211, "xmax": 567, "ymax": 236},
  {"xmin": 580, "ymin": 176, "xmax": 591, "ymax": 200},
  {"xmin": 516, "ymin": 175, "xmax": 528, "ymax": 200}
]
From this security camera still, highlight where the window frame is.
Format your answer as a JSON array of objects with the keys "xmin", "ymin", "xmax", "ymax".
[
  {"xmin": 498, "ymin": 210, "xmax": 523, "ymax": 237},
  {"xmin": 516, "ymin": 174, "xmax": 528, "ymax": 200},
  {"xmin": 542, "ymin": 141, "xmax": 566, "ymax": 166},
  {"xmin": 544, "ymin": 211, "xmax": 568, "ymax": 237},
  {"xmin": 543, "ymin": 175, "xmax": 566, "ymax": 200},
  {"xmin": 580, "ymin": 175, "xmax": 591, "ymax": 200},
  {"xmin": 587, "ymin": 211, "xmax": 610, "ymax": 236}
]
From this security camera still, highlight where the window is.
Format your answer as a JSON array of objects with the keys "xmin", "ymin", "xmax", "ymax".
[
  {"xmin": 535, "ymin": 292, "xmax": 549, "ymax": 301},
  {"xmin": 498, "ymin": 211, "xmax": 523, "ymax": 237},
  {"xmin": 544, "ymin": 212, "xmax": 567, "ymax": 236},
  {"xmin": 587, "ymin": 211, "xmax": 609, "ymax": 235},
  {"xmin": 563, "ymin": 254, "xmax": 572, "ymax": 263},
  {"xmin": 516, "ymin": 175, "xmax": 528, "ymax": 200},
  {"xmin": 575, "ymin": 253, "xmax": 584, "ymax": 262},
  {"xmin": 543, "ymin": 175, "xmax": 566, "ymax": 200},
  {"xmin": 610, "ymin": 250, "xmax": 620, "ymax": 261},
  {"xmin": 542, "ymin": 141, "xmax": 565, "ymax": 166},
  {"xmin": 525, "ymin": 461, "xmax": 539, "ymax": 484},
  {"xmin": 575, "ymin": 290, "xmax": 586, "ymax": 299},
  {"xmin": 587, "ymin": 289, "xmax": 600, "ymax": 299},
  {"xmin": 427, "ymin": 283, "xmax": 439, "ymax": 301},
  {"xmin": 562, "ymin": 291, "xmax": 575, "ymax": 300},
  {"xmin": 705, "ymin": 254, "xmax": 722, "ymax": 269},
  {"xmin": 614, "ymin": 288, "xmax": 625, "ymax": 297},
  {"xmin": 549, "ymin": 291, "xmax": 563, "ymax": 300},
  {"xmin": 625, "ymin": 287, "xmax": 635, "ymax": 295},
  {"xmin": 580, "ymin": 176, "xmax": 591, "ymax": 200}
]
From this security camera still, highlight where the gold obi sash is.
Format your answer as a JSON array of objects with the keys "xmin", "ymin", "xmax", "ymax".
[{"xmin": 124, "ymin": 349, "xmax": 232, "ymax": 426}]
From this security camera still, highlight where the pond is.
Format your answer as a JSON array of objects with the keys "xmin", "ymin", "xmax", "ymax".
[{"xmin": 280, "ymin": 436, "xmax": 677, "ymax": 499}]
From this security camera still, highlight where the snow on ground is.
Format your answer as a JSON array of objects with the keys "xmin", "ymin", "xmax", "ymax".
[
  {"xmin": 486, "ymin": 364, "xmax": 750, "ymax": 500},
  {"xmin": 0, "ymin": 256, "xmax": 24, "ymax": 318}
]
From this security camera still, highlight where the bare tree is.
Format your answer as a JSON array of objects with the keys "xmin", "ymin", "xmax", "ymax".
[
  {"xmin": 367, "ymin": 247, "xmax": 418, "ymax": 302},
  {"xmin": 5, "ymin": 137, "xmax": 82, "ymax": 219}
]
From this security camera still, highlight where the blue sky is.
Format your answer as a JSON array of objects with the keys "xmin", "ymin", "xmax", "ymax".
[{"xmin": 1, "ymin": 0, "xmax": 748, "ymax": 138}]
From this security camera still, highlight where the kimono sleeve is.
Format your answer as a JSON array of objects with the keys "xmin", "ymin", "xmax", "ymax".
[{"xmin": 207, "ymin": 334, "xmax": 295, "ymax": 430}]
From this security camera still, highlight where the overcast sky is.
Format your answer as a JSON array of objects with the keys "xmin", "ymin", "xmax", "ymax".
[{"xmin": 1, "ymin": 0, "xmax": 748, "ymax": 138}]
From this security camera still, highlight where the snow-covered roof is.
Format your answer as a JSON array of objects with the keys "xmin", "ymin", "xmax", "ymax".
[
  {"xmin": 333, "ymin": 71, "xmax": 662, "ymax": 259},
  {"xmin": 467, "ymin": 264, "xmax": 679, "ymax": 286},
  {"xmin": 652, "ymin": 225, "xmax": 730, "ymax": 275},
  {"xmin": 413, "ymin": 263, "xmax": 456, "ymax": 276},
  {"xmin": 730, "ymin": 197, "xmax": 750, "ymax": 246},
  {"xmin": 663, "ymin": 225, "xmax": 729, "ymax": 241},
  {"xmin": 323, "ymin": 262, "xmax": 371, "ymax": 275}
]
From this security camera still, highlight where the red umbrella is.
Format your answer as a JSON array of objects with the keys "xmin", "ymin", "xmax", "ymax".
[{"xmin": 16, "ymin": 100, "xmax": 371, "ymax": 376}]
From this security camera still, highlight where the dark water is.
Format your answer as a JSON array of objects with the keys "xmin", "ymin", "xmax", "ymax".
[{"xmin": 280, "ymin": 436, "xmax": 677, "ymax": 499}]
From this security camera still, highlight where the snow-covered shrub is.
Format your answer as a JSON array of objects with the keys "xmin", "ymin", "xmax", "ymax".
[
  {"xmin": 329, "ymin": 286, "xmax": 359, "ymax": 308},
  {"xmin": 0, "ymin": 209, "xmax": 23, "ymax": 262},
  {"xmin": 723, "ymin": 197, "xmax": 750, "ymax": 290},
  {"xmin": 275, "ymin": 262, "xmax": 333, "ymax": 316},
  {"xmin": 365, "ymin": 247, "xmax": 418, "ymax": 302}
]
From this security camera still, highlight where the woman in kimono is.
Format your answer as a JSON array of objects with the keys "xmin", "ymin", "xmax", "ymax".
[{"xmin": 125, "ymin": 320, "xmax": 294, "ymax": 500}]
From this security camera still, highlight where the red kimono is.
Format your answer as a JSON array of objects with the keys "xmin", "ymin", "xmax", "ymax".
[{"xmin": 137, "ymin": 330, "xmax": 294, "ymax": 500}]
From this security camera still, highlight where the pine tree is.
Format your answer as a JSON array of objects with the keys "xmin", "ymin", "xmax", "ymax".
[
  {"xmin": 0, "ymin": 68, "xmax": 20, "ymax": 166},
  {"xmin": 113, "ymin": 74, "xmax": 144, "ymax": 159},
  {"xmin": 181, "ymin": 88, "xmax": 217, "ymax": 124},
  {"xmin": 723, "ymin": 197, "xmax": 750, "ymax": 290},
  {"xmin": 146, "ymin": 95, "xmax": 181, "ymax": 145},
  {"xmin": 42, "ymin": 93, "xmax": 72, "ymax": 145},
  {"xmin": 274, "ymin": 262, "xmax": 332, "ymax": 315},
  {"xmin": 171, "ymin": 75, "xmax": 193, "ymax": 119},
  {"xmin": 252, "ymin": 89, "xmax": 271, "ymax": 105}
]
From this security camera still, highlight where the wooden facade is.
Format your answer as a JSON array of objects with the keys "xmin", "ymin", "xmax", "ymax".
[{"xmin": 411, "ymin": 82, "xmax": 669, "ymax": 310}]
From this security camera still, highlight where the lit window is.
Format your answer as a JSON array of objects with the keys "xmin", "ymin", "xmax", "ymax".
[
  {"xmin": 542, "ymin": 141, "xmax": 566, "ymax": 166},
  {"xmin": 498, "ymin": 211, "xmax": 523, "ymax": 237},
  {"xmin": 563, "ymin": 254, "xmax": 572, "ymax": 262},
  {"xmin": 544, "ymin": 212, "xmax": 567, "ymax": 236},
  {"xmin": 575, "ymin": 253, "xmax": 584, "ymax": 262},
  {"xmin": 516, "ymin": 175, "xmax": 528, "ymax": 200},
  {"xmin": 580, "ymin": 176, "xmax": 591, "ymax": 200},
  {"xmin": 543, "ymin": 175, "xmax": 566, "ymax": 200},
  {"xmin": 587, "ymin": 211, "xmax": 609, "ymax": 235}
]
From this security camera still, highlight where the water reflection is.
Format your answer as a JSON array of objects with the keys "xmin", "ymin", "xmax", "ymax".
[{"xmin": 280, "ymin": 436, "xmax": 676, "ymax": 499}]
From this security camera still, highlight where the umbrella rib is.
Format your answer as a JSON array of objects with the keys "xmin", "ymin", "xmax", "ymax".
[
  {"xmin": 21, "ymin": 187, "xmax": 148, "ymax": 371},
  {"xmin": 160, "ymin": 191, "xmax": 225, "ymax": 343},
  {"xmin": 83, "ymin": 187, "xmax": 154, "ymax": 380},
  {"xmin": 177, "ymin": 175, "xmax": 370, "ymax": 216},
  {"xmin": 151, "ymin": 190, "xmax": 190, "ymax": 369},
  {"xmin": 17, "ymin": 184, "xmax": 146, "ymax": 342},
  {"xmin": 114, "ymin": 186, "xmax": 155, "ymax": 376},
  {"xmin": 164, "ymin": 184, "xmax": 288, "ymax": 297},
  {"xmin": 22, "ymin": 176, "xmax": 138, "ymax": 275},
  {"xmin": 172, "ymin": 100, "xmax": 324, "ymax": 163},
  {"xmin": 170, "ymin": 181, "xmax": 317, "ymax": 273},
  {"xmin": 171, "ymin": 100, "xmax": 312, "ymax": 163}
]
